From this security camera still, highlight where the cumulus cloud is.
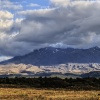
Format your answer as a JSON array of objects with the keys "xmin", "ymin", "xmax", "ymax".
[
  {"xmin": 0, "ymin": 0, "xmax": 100, "ymax": 57},
  {"xmin": 0, "ymin": 10, "xmax": 27, "ymax": 56},
  {"xmin": 0, "ymin": 10, "xmax": 13, "ymax": 19}
]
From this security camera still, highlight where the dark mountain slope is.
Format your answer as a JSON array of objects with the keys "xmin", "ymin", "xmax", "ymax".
[{"xmin": 1, "ymin": 46, "xmax": 100, "ymax": 66}]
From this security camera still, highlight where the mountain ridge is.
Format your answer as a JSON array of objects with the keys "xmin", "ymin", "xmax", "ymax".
[
  {"xmin": 1, "ymin": 46, "xmax": 100, "ymax": 66},
  {"xmin": 0, "ymin": 63, "xmax": 100, "ymax": 78}
]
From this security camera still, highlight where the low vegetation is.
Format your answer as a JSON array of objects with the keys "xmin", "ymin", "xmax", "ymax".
[
  {"xmin": 0, "ymin": 77, "xmax": 100, "ymax": 99},
  {"xmin": 0, "ymin": 88, "xmax": 100, "ymax": 100},
  {"xmin": 0, "ymin": 77, "xmax": 100, "ymax": 90}
]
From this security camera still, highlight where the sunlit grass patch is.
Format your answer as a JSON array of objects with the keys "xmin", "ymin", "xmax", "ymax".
[{"xmin": 0, "ymin": 88, "xmax": 99, "ymax": 100}]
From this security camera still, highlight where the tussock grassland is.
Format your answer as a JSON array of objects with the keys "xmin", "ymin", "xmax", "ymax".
[{"xmin": 0, "ymin": 88, "xmax": 99, "ymax": 100}]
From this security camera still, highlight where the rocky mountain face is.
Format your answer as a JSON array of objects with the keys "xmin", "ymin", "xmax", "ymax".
[
  {"xmin": 1, "ymin": 46, "xmax": 100, "ymax": 66},
  {"xmin": 0, "ymin": 63, "xmax": 100, "ymax": 78}
]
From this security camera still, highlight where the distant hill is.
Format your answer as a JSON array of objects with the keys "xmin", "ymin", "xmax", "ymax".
[
  {"xmin": 0, "ymin": 63, "xmax": 99, "ymax": 78},
  {"xmin": 1, "ymin": 46, "xmax": 100, "ymax": 66},
  {"xmin": 81, "ymin": 71, "xmax": 100, "ymax": 78}
]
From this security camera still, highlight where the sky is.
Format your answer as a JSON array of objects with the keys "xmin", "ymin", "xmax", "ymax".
[{"xmin": 0, "ymin": 0, "xmax": 100, "ymax": 61}]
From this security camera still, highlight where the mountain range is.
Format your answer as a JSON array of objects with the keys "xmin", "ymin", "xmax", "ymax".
[
  {"xmin": 0, "ymin": 46, "xmax": 100, "ymax": 78},
  {"xmin": 1, "ymin": 46, "xmax": 100, "ymax": 66}
]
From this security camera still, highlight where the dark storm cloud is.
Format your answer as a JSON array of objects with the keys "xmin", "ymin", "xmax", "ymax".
[{"xmin": 15, "ymin": 2, "xmax": 100, "ymax": 49}]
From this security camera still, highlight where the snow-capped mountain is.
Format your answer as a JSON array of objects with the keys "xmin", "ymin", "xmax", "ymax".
[{"xmin": 1, "ymin": 46, "xmax": 100, "ymax": 66}]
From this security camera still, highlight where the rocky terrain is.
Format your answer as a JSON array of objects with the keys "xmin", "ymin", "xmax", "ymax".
[{"xmin": 0, "ymin": 63, "xmax": 100, "ymax": 78}]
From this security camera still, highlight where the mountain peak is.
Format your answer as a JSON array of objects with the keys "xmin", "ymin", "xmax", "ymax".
[
  {"xmin": 1, "ymin": 47, "xmax": 100, "ymax": 65},
  {"xmin": 93, "ymin": 46, "xmax": 100, "ymax": 49},
  {"xmin": 89, "ymin": 46, "xmax": 100, "ymax": 50}
]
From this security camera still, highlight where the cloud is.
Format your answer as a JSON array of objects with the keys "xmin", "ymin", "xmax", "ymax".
[
  {"xmin": 15, "ymin": 2, "xmax": 100, "ymax": 49},
  {"xmin": 0, "ymin": 0, "xmax": 23, "ymax": 10},
  {"xmin": 0, "ymin": 10, "xmax": 27, "ymax": 56},
  {"xmin": 50, "ymin": 0, "xmax": 71, "ymax": 7},
  {"xmin": 1, "ymin": 0, "xmax": 100, "ymax": 57},
  {"xmin": 0, "ymin": 10, "xmax": 13, "ymax": 19},
  {"xmin": 0, "ymin": 11, "xmax": 14, "ymax": 33},
  {"xmin": 29, "ymin": 3, "xmax": 41, "ymax": 7},
  {"xmin": 0, "ymin": 56, "xmax": 12, "ymax": 62}
]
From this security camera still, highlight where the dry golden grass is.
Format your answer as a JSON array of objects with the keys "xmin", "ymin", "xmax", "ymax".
[{"xmin": 0, "ymin": 88, "xmax": 100, "ymax": 100}]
